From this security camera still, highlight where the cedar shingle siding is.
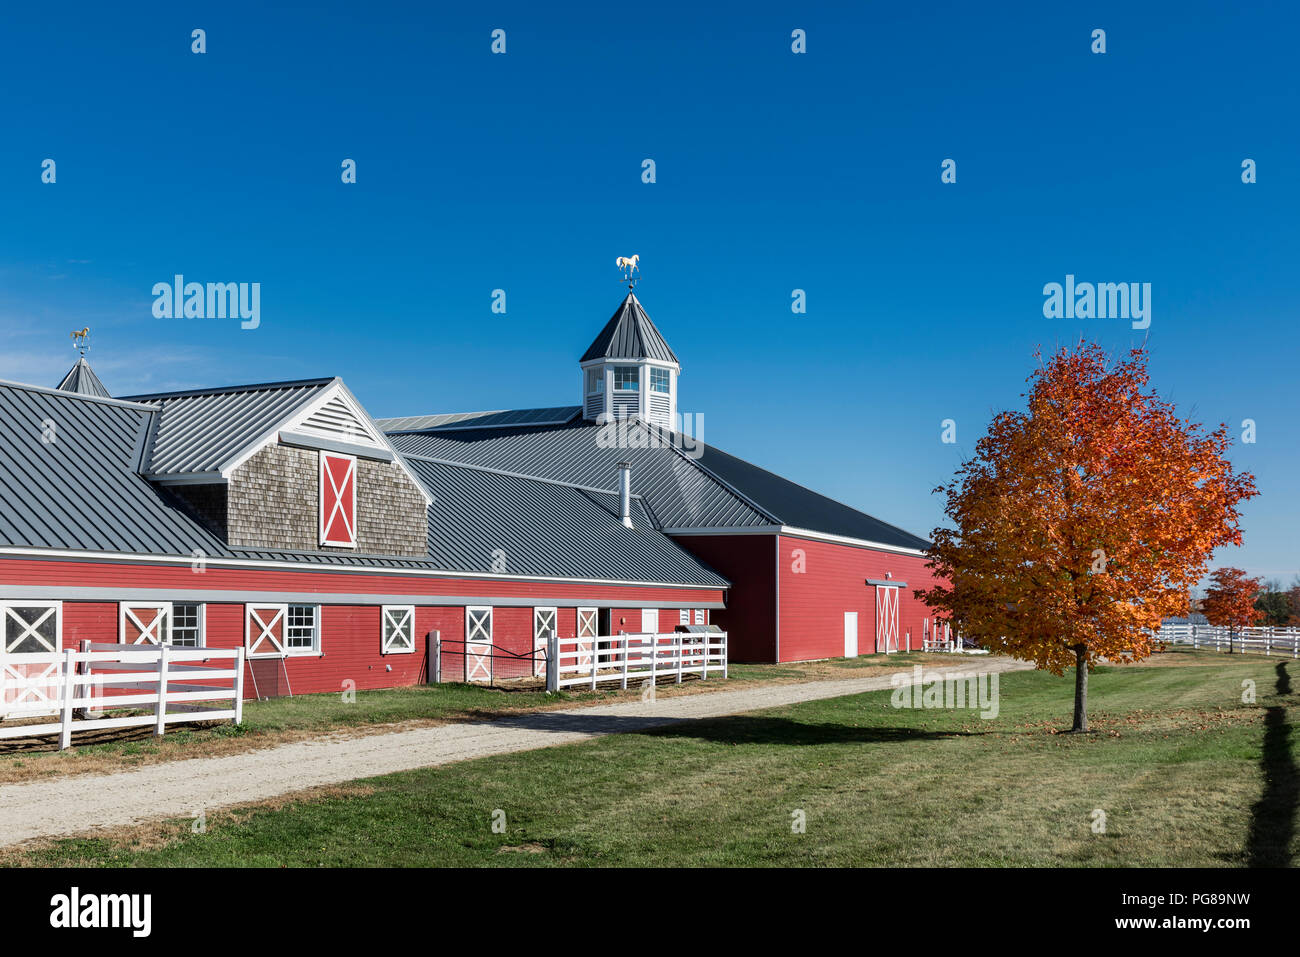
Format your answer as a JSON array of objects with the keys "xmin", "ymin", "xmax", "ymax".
[{"xmin": 185, "ymin": 443, "xmax": 427, "ymax": 555}]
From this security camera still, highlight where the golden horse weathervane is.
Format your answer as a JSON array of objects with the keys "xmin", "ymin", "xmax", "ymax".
[
  {"xmin": 616, "ymin": 254, "xmax": 640, "ymax": 288},
  {"xmin": 70, "ymin": 327, "xmax": 90, "ymax": 355}
]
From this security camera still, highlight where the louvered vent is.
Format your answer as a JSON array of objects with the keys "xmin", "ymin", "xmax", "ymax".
[{"xmin": 298, "ymin": 395, "xmax": 383, "ymax": 446}]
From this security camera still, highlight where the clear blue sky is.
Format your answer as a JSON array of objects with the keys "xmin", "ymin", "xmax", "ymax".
[{"xmin": 1, "ymin": 2, "xmax": 1295, "ymax": 586}]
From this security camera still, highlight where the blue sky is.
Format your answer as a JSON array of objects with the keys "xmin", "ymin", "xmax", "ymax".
[{"xmin": 1, "ymin": 1, "xmax": 1296, "ymax": 585}]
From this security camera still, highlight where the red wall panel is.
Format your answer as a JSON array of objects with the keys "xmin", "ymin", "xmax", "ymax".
[
  {"xmin": 776, "ymin": 534, "xmax": 943, "ymax": 663},
  {"xmin": 669, "ymin": 534, "xmax": 775, "ymax": 662}
]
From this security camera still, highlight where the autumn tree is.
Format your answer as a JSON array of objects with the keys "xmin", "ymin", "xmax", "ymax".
[
  {"xmin": 1203, "ymin": 567, "xmax": 1264, "ymax": 651},
  {"xmin": 918, "ymin": 343, "xmax": 1257, "ymax": 732}
]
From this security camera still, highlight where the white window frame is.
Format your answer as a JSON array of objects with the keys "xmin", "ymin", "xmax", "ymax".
[
  {"xmin": 382, "ymin": 605, "xmax": 416, "ymax": 655},
  {"xmin": 694, "ymin": 609, "xmax": 705, "ymax": 625},
  {"xmin": 613, "ymin": 365, "xmax": 639, "ymax": 391},
  {"xmin": 119, "ymin": 602, "xmax": 171, "ymax": 645},
  {"xmin": 1, "ymin": 600, "xmax": 63, "ymax": 654},
  {"xmin": 285, "ymin": 604, "xmax": 322, "ymax": 655},
  {"xmin": 650, "ymin": 367, "xmax": 670, "ymax": 394},
  {"xmin": 168, "ymin": 602, "xmax": 206, "ymax": 648}
]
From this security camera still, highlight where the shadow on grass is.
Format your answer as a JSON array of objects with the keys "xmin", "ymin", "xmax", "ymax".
[
  {"xmin": 483, "ymin": 708, "xmax": 961, "ymax": 746},
  {"xmin": 1245, "ymin": 662, "xmax": 1297, "ymax": 867}
]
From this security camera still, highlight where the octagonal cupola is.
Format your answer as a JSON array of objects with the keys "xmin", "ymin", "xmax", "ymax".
[{"xmin": 580, "ymin": 291, "xmax": 680, "ymax": 429}]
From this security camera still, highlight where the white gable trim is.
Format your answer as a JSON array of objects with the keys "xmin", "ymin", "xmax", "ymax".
[{"xmin": 215, "ymin": 379, "xmax": 432, "ymax": 506}]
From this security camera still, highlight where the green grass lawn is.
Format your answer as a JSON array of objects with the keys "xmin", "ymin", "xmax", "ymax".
[{"xmin": 13, "ymin": 651, "xmax": 1297, "ymax": 867}]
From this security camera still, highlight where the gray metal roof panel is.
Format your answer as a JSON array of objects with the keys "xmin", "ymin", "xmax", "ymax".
[
  {"xmin": 406, "ymin": 457, "xmax": 728, "ymax": 586},
  {"xmin": 56, "ymin": 358, "xmax": 111, "ymax": 398},
  {"xmin": 0, "ymin": 381, "xmax": 726, "ymax": 586},
  {"xmin": 580, "ymin": 293, "xmax": 679, "ymax": 364},
  {"xmin": 121, "ymin": 380, "xmax": 334, "ymax": 476},
  {"xmin": 376, "ymin": 407, "xmax": 582, "ymax": 433},
  {"xmin": 387, "ymin": 419, "xmax": 932, "ymax": 549}
]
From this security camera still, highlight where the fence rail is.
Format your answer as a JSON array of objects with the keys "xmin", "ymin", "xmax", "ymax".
[
  {"xmin": 0, "ymin": 644, "xmax": 245, "ymax": 749},
  {"xmin": 1156, "ymin": 623, "xmax": 1300, "ymax": 658},
  {"xmin": 546, "ymin": 631, "xmax": 728, "ymax": 692}
]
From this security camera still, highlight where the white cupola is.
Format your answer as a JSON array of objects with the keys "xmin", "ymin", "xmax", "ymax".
[{"xmin": 579, "ymin": 291, "xmax": 680, "ymax": 430}]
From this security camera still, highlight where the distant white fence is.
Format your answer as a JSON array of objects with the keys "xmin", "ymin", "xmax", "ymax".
[
  {"xmin": 1156, "ymin": 623, "xmax": 1300, "ymax": 658},
  {"xmin": 0, "ymin": 643, "xmax": 245, "ymax": 749},
  {"xmin": 546, "ymin": 631, "xmax": 728, "ymax": 692}
]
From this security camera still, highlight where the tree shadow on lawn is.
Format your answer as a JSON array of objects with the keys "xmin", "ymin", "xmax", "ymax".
[
  {"xmin": 482, "ymin": 708, "xmax": 964, "ymax": 747},
  {"xmin": 1245, "ymin": 662, "xmax": 1297, "ymax": 867}
]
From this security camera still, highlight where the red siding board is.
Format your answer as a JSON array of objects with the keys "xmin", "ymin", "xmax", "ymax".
[{"xmin": 776, "ymin": 534, "xmax": 943, "ymax": 663}]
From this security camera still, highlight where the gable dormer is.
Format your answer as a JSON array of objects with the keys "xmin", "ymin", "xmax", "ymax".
[
  {"xmin": 580, "ymin": 292, "xmax": 679, "ymax": 430},
  {"xmin": 125, "ymin": 378, "xmax": 431, "ymax": 557}
]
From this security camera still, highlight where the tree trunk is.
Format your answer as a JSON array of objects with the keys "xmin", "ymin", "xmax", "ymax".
[{"xmin": 1071, "ymin": 644, "xmax": 1089, "ymax": 732}]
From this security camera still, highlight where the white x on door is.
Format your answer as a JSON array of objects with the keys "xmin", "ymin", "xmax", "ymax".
[
  {"xmin": 245, "ymin": 604, "xmax": 287, "ymax": 657},
  {"xmin": 466, "ymin": 607, "xmax": 492, "ymax": 682},
  {"xmin": 576, "ymin": 607, "xmax": 597, "ymax": 669},
  {"xmin": 120, "ymin": 603, "xmax": 170, "ymax": 644},
  {"xmin": 876, "ymin": 586, "xmax": 900, "ymax": 654},
  {"xmin": 533, "ymin": 608, "xmax": 556, "ymax": 678}
]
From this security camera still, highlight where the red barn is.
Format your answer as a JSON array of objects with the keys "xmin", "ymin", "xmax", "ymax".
[
  {"xmin": 382, "ymin": 289, "xmax": 944, "ymax": 663},
  {"xmin": 0, "ymin": 287, "xmax": 943, "ymax": 706}
]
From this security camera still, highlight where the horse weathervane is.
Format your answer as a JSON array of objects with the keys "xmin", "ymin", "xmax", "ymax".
[
  {"xmin": 70, "ymin": 327, "xmax": 90, "ymax": 356},
  {"xmin": 616, "ymin": 254, "xmax": 640, "ymax": 289}
]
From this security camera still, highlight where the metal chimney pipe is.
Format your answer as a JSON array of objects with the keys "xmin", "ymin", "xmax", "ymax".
[{"xmin": 618, "ymin": 461, "xmax": 633, "ymax": 528}]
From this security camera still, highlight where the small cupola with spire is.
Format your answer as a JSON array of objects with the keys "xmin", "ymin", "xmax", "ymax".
[
  {"xmin": 57, "ymin": 327, "xmax": 111, "ymax": 398},
  {"xmin": 580, "ymin": 257, "xmax": 679, "ymax": 429}
]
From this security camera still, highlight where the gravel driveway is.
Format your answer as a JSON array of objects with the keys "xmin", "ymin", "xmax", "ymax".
[{"xmin": 0, "ymin": 658, "xmax": 1031, "ymax": 847}]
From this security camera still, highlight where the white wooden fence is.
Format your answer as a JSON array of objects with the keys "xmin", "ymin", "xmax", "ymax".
[
  {"xmin": 0, "ymin": 643, "xmax": 245, "ymax": 749},
  {"xmin": 1156, "ymin": 623, "xmax": 1300, "ymax": 658},
  {"xmin": 546, "ymin": 631, "xmax": 728, "ymax": 692}
]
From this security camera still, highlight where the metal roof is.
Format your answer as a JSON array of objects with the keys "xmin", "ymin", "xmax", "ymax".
[
  {"xmin": 580, "ymin": 293, "xmax": 679, "ymax": 364},
  {"xmin": 0, "ymin": 380, "xmax": 727, "ymax": 586},
  {"xmin": 120, "ymin": 379, "xmax": 334, "ymax": 477},
  {"xmin": 387, "ymin": 419, "xmax": 932, "ymax": 550},
  {"xmin": 390, "ymin": 421, "xmax": 772, "ymax": 529},
  {"xmin": 56, "ymin": 358, "xmax": 111, "ymax": 398},
  {"xmin": 406, "ymin": 457, "xmax": 728, "ymax": 585},
  {"xmin": 377, "ymin": 407, "xmax": 581, "ymax": 434}
]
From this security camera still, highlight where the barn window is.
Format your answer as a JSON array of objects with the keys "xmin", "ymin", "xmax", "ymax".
[
  {"xmin": 613, "ymin": 366, "xmax": 639, "ymax": 391},
  {"xmin": 170, "ymin": 603, "xmax": 204, "ymax": 647},
  {"xmin": 286, "ymin": 604, "xmax": 320, "ymax": 653},
  {"xmin": 319, "ymin": 451, "xmax": 358, "ymax": 548},
  {"xmin": 120, "ymin": 603, "xmax": 170, "ymax": 645},
  {"xmin": 382, "ymin": 605, "xmax": 415, "ymax": 654},
  {"xmin": 694, "ymin": 609, "xmax": 705, "ymax": 624},
  {"xmin": 650, "ymin": 368, "xmax": 670, "ymax": 393},
  {"xmin": 679, "ymin": 609, "xmax": 690, "ymax": 626},
  {"xmin": 586, "ymin": 368, "xmax": 604, "ymax": 394},
  {"xmin": 1, "ymin": 602, "xmax": 62, "ymax": 654}
]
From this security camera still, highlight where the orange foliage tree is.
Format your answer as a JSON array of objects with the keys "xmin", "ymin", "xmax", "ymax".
[
  {"xmin": 1202, "ymin": 567, "xmax": 1264, "ymax": 650},
  {"xmin": 917, "ymin": 343, "xmax": 1257, "ymax": 731}
]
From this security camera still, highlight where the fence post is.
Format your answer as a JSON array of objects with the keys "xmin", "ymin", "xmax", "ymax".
[
  {"xmin": 590, "ymin": 634, "xmax": 599, "ymax": 691},
  {"xmin": 59, "ymin": 648, "xmax": 75, "ymax": 750},
  {"xmin": 234, "ymin": 646, "xmax": 245, "ymax": 725},
  {"xmin": 154, "ymin": 644, "xmax": 170, "ymax": 737},
  {"xmin": 546, "ymin": 632, "xmax": 558, "ymax": 693},
  {"xmin": 723, "ymin": 631, "xmax": 729, "ymax": 679},
  {"xmin": 430, "ymin": 630, "xmax": 441, "ymax": 684},
  {"xmin": 702, "ymin": 634, "xmax": 709, "ymax": 681},
  {"xmin": 649, "ymin": 635, "xmax": 656, "ymax": 689},
  {"xmin": 621, "ymin": 636, "xmax": 629, "ymax": 690}
]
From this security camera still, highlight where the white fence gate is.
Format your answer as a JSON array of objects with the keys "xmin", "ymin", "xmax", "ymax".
[
  {"xmin": 546, "ymin": 631, "xmax": 728, "ymax": 692},
  {"xmin": 0, "ymin": 644, "xmax": 245, "ymax": 750}
]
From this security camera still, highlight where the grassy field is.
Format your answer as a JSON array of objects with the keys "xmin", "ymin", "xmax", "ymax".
[
  {"xmin": 10, "ymin": 648, "xmax": 1296, "ymax": 867},
  {"xmin": 0, "ymin": 651, "xmax": 948, "ymax": 783}
]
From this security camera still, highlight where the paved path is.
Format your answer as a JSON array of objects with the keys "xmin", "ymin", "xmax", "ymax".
[{"xmin": 0, "ymin": 658, "xmax": 1031, "ymax": 846}]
